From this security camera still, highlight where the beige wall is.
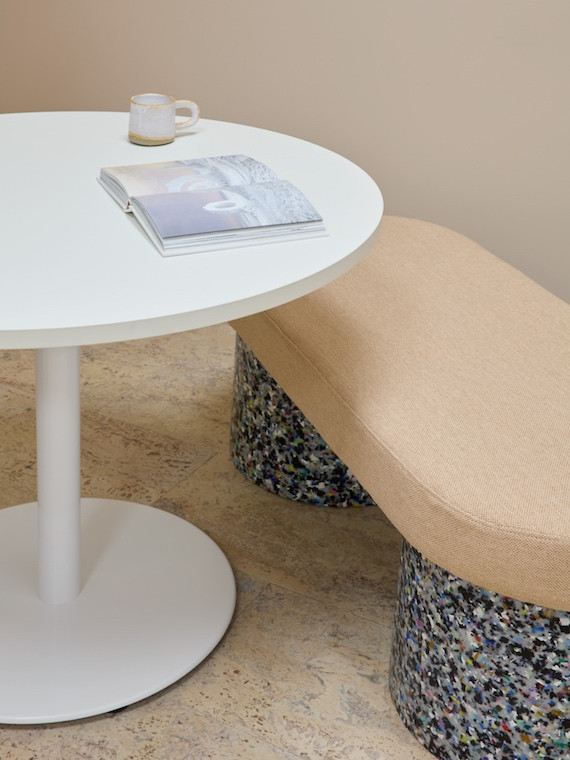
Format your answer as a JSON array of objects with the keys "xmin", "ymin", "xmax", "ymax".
[{"xmin": 2, "ymin": 0, "xmax": 568, "ymax": 302}]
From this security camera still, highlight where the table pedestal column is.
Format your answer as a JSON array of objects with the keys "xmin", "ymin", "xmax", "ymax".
[{"xmin": 36, "ymin": 347, "xmax": 81, "ymax": 605}]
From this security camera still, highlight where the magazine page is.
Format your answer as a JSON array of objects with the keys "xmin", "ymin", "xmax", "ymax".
[
  {"xmin": 100, "ymin": 155, "xmax": 280, "ymax": 209},
  {"xmin": 131, "ymin": 180, "xmax": 323, "ymax": 240}
]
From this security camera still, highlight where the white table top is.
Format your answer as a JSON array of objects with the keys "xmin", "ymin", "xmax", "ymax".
[{"xmin": 0, "ymin": 111, "xmax": 383, "ymax": 349}]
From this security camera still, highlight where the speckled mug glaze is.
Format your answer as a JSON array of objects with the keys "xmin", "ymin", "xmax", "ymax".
[{"xmin": 128, "ymin": 93, "xmax": 199, "ymax": 146}]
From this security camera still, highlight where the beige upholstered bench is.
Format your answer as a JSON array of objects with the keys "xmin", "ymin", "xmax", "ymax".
[{"xmin": 229, "ymin": 216, "xmax": 570, "ymax": 760}]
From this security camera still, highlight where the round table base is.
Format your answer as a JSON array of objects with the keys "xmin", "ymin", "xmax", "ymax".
[{"xmin": 0, "ymin": 498, "xmax": 235, "ymax": 724}]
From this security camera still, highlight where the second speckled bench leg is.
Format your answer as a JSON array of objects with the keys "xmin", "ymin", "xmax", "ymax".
[{"xmin": 390, "ymin": 540, "xmax": 570, "ymax": 760}]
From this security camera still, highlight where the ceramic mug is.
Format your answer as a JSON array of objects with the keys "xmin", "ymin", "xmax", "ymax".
[{"xmin": 128, "ymin": 93, "xmax": 200, "ymax": 146}]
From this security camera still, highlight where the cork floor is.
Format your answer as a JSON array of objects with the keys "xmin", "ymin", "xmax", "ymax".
[{"xmin": 0, "ymin": 324, "xmax": 432, "ymax": 760}]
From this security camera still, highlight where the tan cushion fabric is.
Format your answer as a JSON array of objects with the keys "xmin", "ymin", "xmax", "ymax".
[{"xmin": 230, "ymin": 216, "xmax": 570, "ymax": 610}]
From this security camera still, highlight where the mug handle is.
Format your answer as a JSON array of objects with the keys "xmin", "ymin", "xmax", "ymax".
[{"xmin": 174, "ymin": 100, "xmax": 200, "ymax": 131}]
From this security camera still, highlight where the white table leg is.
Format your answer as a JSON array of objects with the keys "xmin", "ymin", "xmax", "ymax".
[
  {"xmin": 36, "ymin": 347, "xmax": 81, "ymax": 605},
  {"xmin": 0, "ymin": 347, "xmax": 236, "ymax": 724}
]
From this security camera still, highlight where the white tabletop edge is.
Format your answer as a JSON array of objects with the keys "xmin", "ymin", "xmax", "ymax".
[{"xmin": 0, "ymin": 112, "xmax": 383, "ymax": 349}]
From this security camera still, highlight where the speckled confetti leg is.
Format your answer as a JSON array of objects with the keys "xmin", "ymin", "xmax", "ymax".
[
  {"xmin": 390, "ymin": 539, "xmax": 570, "ymax": 759},
  {"xmin": 230, "ymin": 336, "xmax": 374, "ymax": 507}
]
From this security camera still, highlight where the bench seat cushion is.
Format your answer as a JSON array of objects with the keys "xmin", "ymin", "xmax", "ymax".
[{"xmin": 230, "ymin": 216, "xmax": 570, "ymax": 609}]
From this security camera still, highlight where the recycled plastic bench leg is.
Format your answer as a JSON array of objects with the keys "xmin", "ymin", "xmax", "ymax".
[
  {"xmin": 391, "ymin": 539, "xmax": 570, "ymax": 760},
  {"xmin": 230, "ymin": 336, "xmax": 374, "ymax": 508}
]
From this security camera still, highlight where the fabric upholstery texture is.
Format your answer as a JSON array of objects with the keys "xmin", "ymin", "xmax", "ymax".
[{"xmin": 230, "ymin": 216, "xmax": 570, "ymax": 609}]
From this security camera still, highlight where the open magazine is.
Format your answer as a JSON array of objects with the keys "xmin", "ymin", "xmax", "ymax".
[{"xmin": 98, "ymin": 154, "xmax": 326, "ymax": 256}]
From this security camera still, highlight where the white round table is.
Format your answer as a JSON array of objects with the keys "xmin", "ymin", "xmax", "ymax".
[{"xmin": 0, "ymin": 111, "xmax": 383, "ymax": 723}]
